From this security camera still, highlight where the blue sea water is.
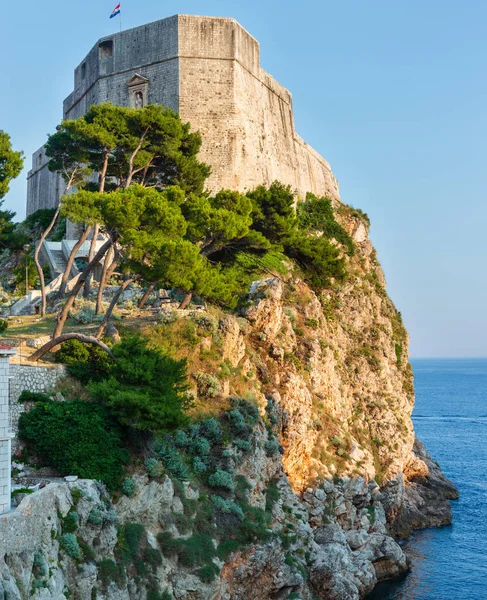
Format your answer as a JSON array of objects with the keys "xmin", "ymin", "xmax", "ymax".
[{"xmin": 367, "ymin": 358, "xmax": 487, "ymax": 600}]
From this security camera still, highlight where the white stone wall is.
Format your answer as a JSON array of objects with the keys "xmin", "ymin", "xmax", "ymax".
[
  {"xmin": 9, "ymin": 364, "xmax": 65, "ymax": 449},
  {"xmin": 0, "ymin": 355, "xmax": 13, "ymax": 514}
]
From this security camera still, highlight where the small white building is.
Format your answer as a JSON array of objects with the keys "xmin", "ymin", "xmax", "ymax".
[{"xmin": 0, "ymin": 344, "xmax": 17, "ymax": 514}]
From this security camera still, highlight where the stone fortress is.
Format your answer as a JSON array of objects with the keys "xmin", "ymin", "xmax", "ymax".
[{"xmin": 26, "ymin": 14, "xmax": 339, "ymax": 216}]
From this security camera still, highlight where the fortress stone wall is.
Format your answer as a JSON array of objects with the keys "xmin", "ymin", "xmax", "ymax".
[{"xmin": 26, "ymin": 15, "xmax": 339, "ymax": 216}]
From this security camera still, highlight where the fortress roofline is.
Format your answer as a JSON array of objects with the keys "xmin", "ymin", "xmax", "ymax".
[{"xmin": 75, "ymin": 14, "xmax": 259, "ymax": 72}]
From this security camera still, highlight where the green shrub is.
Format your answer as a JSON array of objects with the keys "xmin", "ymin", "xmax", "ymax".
[
  {"xmin": 60, "ymin": 533, "xmax": 82, "ymax": 560},
  {"xmin": 143, "ymin": 547, "xmax": 163, "ymax": 570},
  {"xmin": 395, "ymin": 343, "xmax": 403, "ymax": 367},
  {"xmin": 121, "ymin": 478, "xmax": 137, "ymax": 497},
  {"xmin": 55, "ymin": 339, "xmax": 113, "ymax": 384},
  {"xmin": 179, "ymin": 534, "xmax": 215, "ymax": 568},
  {"xmin": 200, "ymin": 418, "xmax": 222, "ymax": 442},
  {"xmin": 87, "ymin": 335, "xmax": 191, "ymax": 433},
  {"xmin": 78, "ymin": 539, "xmax": 96, "ymax": 562},
  {"xmin": 0, "ymin": 319, "xmax": 8, "ymax": 335},
  {"xmin": 210, "ymin": 495, "xmax": 244, "ymax": 521},
  {"xmin": 217, "ymin": 539, "xmax": 241, "ymax": 560},
  {"xmin": 33, "ymin": 551, "xmax": 48, "ymax": 577},
  {"xmin": 189, "ymin": 436, "xmax": 211, "ymax": 457},
  {"xmin": 145, "ymin": 458, "xmax": 164, "ymax": 478},
  {"xmin": 265, "ymin": 437, "xmax": 280, "ymax": 456},
  {"xmin": 118, "ymin": 523, "xmax": 146, "ymax": 565},
  {"xmin": 234, "ymin": 439, "xmax": 251, "ymax": 452},
  {"xmin": 304, "ymin": 318, "xmax": 319, "ymax": 329},
  {"xmin": 193, "ymin": 372, "xmax": 222, "ymax": 398},
  {"xmin": 97, "ymin": 558, "xmax": 121, "ymax": 587},
  {"xmin": 192, "ymin": 456, "xmax": 208, "ymax": 473},
  {"xmin": 153, "ymin": 442, "xmax": 189, "ymax": 481},
  {"xmin": 173, "ymin": 430, "xmax": 189, "ymax": 448},
  {"xmin": 297, "ymin": 194, "xmax": 355, "ymax": 256},
  {"xmin": 231, "ymin": 398, "xmax": 259, "ymax": 424},
  {"xmin": 88, "ymin": 507, "xmax": 103, "ymax": 526},
  {"xmin": 18, "ymin": 399, "xmax": 127, "ymax": 491},
  {"xmin": 18, "ymin": 390, "xmax": 51, "ymax": 404},
  {"xmin": 265, "ymin": 479, "xmax": 280, "ymax": 512},
  {"xmin": 62, "ymin": 511, "xmax": 79, "ymax": 533},
  {"xmin": 228, "ymin": 409, "xmax": 246, "ymax": 432},
  {"xmin": 197, "ymin": 564, "xmax": 220, "ymax": 583},
  {"xmin": 208, "ymin": 469, "xmax": 234, "ymax": 492},
  {"xmin": 157, "ymin": 531, "xmax": 181, "ymax": 557}
]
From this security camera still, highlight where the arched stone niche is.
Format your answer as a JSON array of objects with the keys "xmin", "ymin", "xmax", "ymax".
[{"xmin": 126, "ymin": 73, "xmax": 149, "ymax": 109}]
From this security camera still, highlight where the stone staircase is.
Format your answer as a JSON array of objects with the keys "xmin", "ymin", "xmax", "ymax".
[{"xmin": 49, "ymin": 249, "xmax": 68, "ymax": 275}]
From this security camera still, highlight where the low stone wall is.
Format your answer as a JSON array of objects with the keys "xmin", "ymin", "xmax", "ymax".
[{"xmin": 9, "ymin": 363, "xmax": 65, "ymax": 447}]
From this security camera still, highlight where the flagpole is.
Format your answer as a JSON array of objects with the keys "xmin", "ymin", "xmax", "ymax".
[{"xmin": 120, "ymin": 12, "xmax": 122, "ymax": 33}]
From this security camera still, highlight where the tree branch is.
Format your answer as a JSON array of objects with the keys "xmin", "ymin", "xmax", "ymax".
[{"xmin": 29, "ymin": 333, "xmax": 115, "ymax": 362}]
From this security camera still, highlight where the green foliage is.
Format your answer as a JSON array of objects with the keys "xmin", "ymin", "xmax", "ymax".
[
  {"xmin": 24, "ymin": 208, "xmax": 57, "ymax": 232},
  {"xmin": 0, "ymin": 130, "xmax": 24, "ymax": 200},
  {"xmin": 18, "ymin": 390, "xmax": 51, "ymax": 403},
  {"xmin": 18, "ymin": 399, "xmax": 127, "ymax": 490},
  {"xmin": 62, "ymin": 511, "xmax": 79, "ymax": 534},
  {"xmin": 48, "ymin": 103, "xmax": 210, "ymax": 195},
  {"xmin": 208, "ymin": 469, "xmax": 235, "ymax": 492},
  {"xmin": 153, "ymin": 442, "xmax": 189, "ymax": 480},
  {"xmin": 158, "ymin": 531, "xmax": 218, "ymax": 576},
  {"xmin": 78, "ymin": 540, "xmax": 96, "ymax": 562},
  {"xmin": 395, "ymin": 343, "xmax": 403, "ymax": 367},
  {"xmin": 60, "ymin": 533, "xmax": 82, "ymax": 560},
  {"xmin": 118, "ymin": 523, "xmax": 146, "ymax": 564},
  {"xmin": 97, "ymin": 559, "xmax": 122, "ymax": 587},
  {"xmin": 297, "ymin": 194, "xmax": 355, "ymax": 256},
  {"xmin": 200, "ymin": 418, "xmax": 223, "ymax": 442},
  {"xmin": 247, "ymin": 181, "xmax": 296, "ymax": 246},
  {"xmin": 193, "ymin": 372, "xmax": 222, "ymax": 398},
  {"xmin": 0, "ymin": 319, "xmax": 8, "ymax": 335},
  {"xmin": 88, "ymin": 508, "xmax": 103, "ymax": 526},
  {"xmin": 192, "ymin": 456, "xmax": 208, "ymax": 473},
  {"xmin": 121, "ymin": 478, "xmax": 137, "ymax": 497},
  {"xmin": 197, "ymin": 564, "xmax": 220, "ymax": 583},
  {"xmin": 13, "ymin": 252, "xmax": 38, "ymax": 294},
  {"xmin": 145, "ymin": 457, "xmax": 164, "ymax": 478},
  {"xmin": 265, "ymin": 479, "xmax": 280, "ymax": 512},
  {"xmin": 173, "ymin": 430, "xmax": 189, "ymax": 448},
  {"xmin": 210, "ymin": 495, "xmax": 244, "ymax": 520},
  {"xmin": 0, "ymin": 131, "xmax": 24, "ymax": 250},
  {"xmin": 55, "ymin": 339, "xmax": 113, "ymax": 384},
  {"xmin": 304, "ymin": 318, "xmax": 319, "ymax": 329},
  {"xmin": 189, "ymin": 436, "xmax": 211, "ymax": 457},
  {"xmin": 265, "ymin": 436, "xmax": 280, "ymax": 456},
  {"xmin": 88, "ymin": 334, "xmax": 191, "ymax": 433}
]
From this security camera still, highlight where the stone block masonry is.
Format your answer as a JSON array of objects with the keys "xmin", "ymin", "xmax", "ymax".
[
  {"xmin": 26, "ymin": 14, "xmax": 340, "ymax": 216},
  {"xmin": 9, "ymin": 364, "xmax": 65, "ymax": 451},
  {"xmin": 0, "ymin": 348, "xmax": 17, "ymax": 515}
]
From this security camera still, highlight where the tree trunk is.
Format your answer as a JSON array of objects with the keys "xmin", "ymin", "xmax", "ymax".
[
  {"xmin": 29, "ymin": 333, "xmax": 115, "ymax": 362},
  {"xmin": 83, "ymin": 152, "xmax": 109, "ymax": 299},
  {"xmin": 57, "ymin": 225, "xmax": 92, "ymax": 298},
  {"xmin": 83, "ymin": 223, "xmax": 99, "ymax": 298},
  {"xmin": 96, "ymin": 277, "xmax": 136, "ymax": 339},
  {"xmin": 34, "ymin": 207, "xmax": 60, "ymax": 317},
  {"xmin": 138, "ymin": 282, "xmax": 157, "ymax": 309},
  {"xmin": 96, "ymin": 245, "xmax": 115, "ymax": 315},
  {"xmin": 178, "ymin": 291, "xmax": 193, "ymax": 310},
  {"xmin": 53, "ymin": 237, "xmax": 114, "ymax": 339}
]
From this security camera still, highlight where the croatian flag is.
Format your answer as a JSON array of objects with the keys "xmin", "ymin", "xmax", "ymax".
[{"xmin": 110, "ymin": 3, "xmax": 121, "ymax": 18}]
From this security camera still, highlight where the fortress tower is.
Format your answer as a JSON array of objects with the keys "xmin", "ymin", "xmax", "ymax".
[{"xmin": 26, "ymin": 14, "xmax": 339, "ymax": 216}]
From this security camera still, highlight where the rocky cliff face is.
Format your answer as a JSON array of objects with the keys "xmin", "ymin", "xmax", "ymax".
[{"xmin": 0, "ymin": 204, "xmax": 458, "ymax": 599}]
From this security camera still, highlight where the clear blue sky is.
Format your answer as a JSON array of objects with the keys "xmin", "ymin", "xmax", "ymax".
[{"xmin": 2, "ymin": 0, "xmax": 486, "ymax": 357}]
